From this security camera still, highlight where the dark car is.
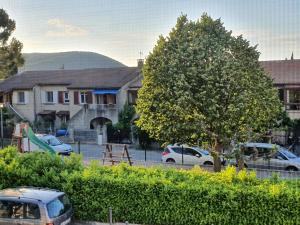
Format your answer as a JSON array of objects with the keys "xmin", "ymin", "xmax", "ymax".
[{"xmin": 0, "ymin": 187, "xmax": 73, "ymax": 225}]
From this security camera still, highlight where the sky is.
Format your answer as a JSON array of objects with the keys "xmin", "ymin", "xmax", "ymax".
[{"xmin": 0, "ymin": 0, "xmax": 299, "ymax": 66}]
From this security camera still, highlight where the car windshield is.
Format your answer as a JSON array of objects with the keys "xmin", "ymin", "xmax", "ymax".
[
  {"xmin": 47, "ymin": 194, "xmax": 71, "ymax": 218},
  {"xmin": 280, "ymin": 149, "xmax": 298, "ymax": 159},
  {"xmin": 47, "ymin": 137, "xmax": 62, "ymax": 146}
]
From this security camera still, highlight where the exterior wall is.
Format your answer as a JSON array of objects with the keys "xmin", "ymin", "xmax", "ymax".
[
  {"xmin": 12, "ymin": 90, "xmax": 35, "ymax": 122},
  {"xmin": 38, "ymin": 86, "xmax": 70, "ymax": 112},
  {"xmin": 68, "ymin": 89, "xmax": 84, "ymax": 118},
  {"xmin": 286, "ymin": 111, "xmax": 300, "ymax": 120},
  {"xmin": 68, "ymin": 89, "xmax": 119, "ymax": 130}
]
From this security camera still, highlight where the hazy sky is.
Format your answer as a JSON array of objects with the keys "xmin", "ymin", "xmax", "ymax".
[{"xmin": 1, "ymin": 0, "xmax": 299, "ymax": 66}]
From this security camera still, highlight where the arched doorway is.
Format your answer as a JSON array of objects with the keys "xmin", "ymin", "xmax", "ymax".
[{"xmin": 90, "ymin": 117, "xmax": 112, "ymax": 144}]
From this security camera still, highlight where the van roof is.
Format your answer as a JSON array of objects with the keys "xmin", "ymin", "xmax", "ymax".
[
  {"xmin": 243, "ymin": 142, "xmax": 278, "ymax": 148},
  {"xmin": 0, "ymin": 187, "xmax": 64, "ymax": 204}
]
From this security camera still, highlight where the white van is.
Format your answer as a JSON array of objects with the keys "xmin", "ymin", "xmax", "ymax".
[{"xmin": 23, "ymin": 134, "xmax": 73, "ymax": 155}]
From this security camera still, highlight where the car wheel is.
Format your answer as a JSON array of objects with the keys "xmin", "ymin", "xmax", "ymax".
[
  {"xmin": 203, "ymin": 161, "xmax": 213, "ymax": 166},
  {"xmin": 166, "ymin": 158, "xmax": 175, "ymax": 163},
  {"xmin": 285, "ymin": 166, "xmax": 298, "ymax": 172}
]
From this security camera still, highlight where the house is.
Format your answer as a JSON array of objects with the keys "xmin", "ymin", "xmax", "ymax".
[
  {"xmin": 0, "ymin": 66, "xmax": 142, "ymax": 143},
  {"xmin": 0, "ymin": 58, "xmax": 299, "ymax": 144},
  {"xmin": 261, "ymin": 59, "xmax": 300, "ymax": 120}
]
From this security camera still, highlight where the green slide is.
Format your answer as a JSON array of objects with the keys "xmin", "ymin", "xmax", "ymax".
[{"xmin": 22, "ymin": 127, "xmax": 56, "ymax": 155}]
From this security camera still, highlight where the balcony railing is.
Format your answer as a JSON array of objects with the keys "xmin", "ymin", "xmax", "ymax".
[{"xmin": 88, "ymin": 104, "xmax": 118, "ymax": 111}]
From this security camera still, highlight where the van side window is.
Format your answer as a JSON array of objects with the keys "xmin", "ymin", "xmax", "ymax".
[
  {"xmin": 24, "ymin": 203, "xmax": 40, "ymax": 219},
  {"xmin": 0, "ymin": 201, "xmax": 40, "ymax": 219},
  {"xmin": 0, "ymin": 200, "xmax": 23, "ymax": 219}
]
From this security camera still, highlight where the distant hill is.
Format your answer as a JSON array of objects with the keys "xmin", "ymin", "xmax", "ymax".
[{"xmin": 19, "ymin": 51, "xmax": 125, "ymax": 71}]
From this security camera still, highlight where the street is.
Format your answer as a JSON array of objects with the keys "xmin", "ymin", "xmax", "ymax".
[{"xmin": 70, "ymin": 143, "xmax": 300, "ymax": 179}]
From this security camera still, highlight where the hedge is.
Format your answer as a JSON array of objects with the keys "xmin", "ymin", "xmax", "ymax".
[{"xmin": 0, "ymin": 146, "xmax": 300, "ymax": 225}]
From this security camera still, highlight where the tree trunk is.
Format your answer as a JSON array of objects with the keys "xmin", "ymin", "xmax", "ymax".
[
  {"xmin": 237, "ymin": 147, "xmax": 245, "ymax": 171},
  {"xmin": 212, "ymin": 140, "xmax": 222, "ymax": 172},
  {"xmin": 237, "ymin": 158, "xmax": 244, "ymax": 171}
]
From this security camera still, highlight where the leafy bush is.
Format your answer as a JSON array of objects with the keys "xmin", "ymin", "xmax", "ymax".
[
  {"xmin": 0, "ymin": 146, "xmax": 299, "ymax": 225},
  {"xmin": 0, "ymin": 146, "xmax": 83, "ymax": 190},
  {"xmin": 64, "ymin": 165, "xmax": 299, "ymax": 225}
]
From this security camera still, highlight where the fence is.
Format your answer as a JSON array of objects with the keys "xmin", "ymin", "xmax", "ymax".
[{"xmin": 69, "ymin": 142, "xmax": 300, "ymax": 180}]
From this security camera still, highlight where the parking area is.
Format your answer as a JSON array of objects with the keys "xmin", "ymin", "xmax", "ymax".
[
  {"xmin": 69, "ymin": 143, "xmax": 300, "ymax": 179},
  {"xmin": 70, "ymin": 143, "xmax": 163, "ymax": 163}
]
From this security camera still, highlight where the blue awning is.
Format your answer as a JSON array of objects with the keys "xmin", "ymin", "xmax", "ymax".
[{"xmin": 93, "ymin": 89, "xmax": 119, "ymax": 95}]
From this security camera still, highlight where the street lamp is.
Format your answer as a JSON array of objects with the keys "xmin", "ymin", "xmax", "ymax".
[{"xmin": 0, "ymin": 103, "xmax": 4, "ymax": 149}]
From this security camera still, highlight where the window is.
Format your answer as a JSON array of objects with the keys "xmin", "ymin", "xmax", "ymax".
[
  {"xmin": 289, "ymin": 89, "xmax": 300, "ymax": 103},
  {"xmin": 171, "ymin": 147, "xmax": 184, "ymax": 154},
  {"xmin": 18, "ymin": 91, "xmax": 25, "ymax": 104},
  {"xmin": 64, "ymin": 92, "xmax": 69, "ymax": 103},
  {"xmin": 47, "ymin": 195, "xmax": 71, "ymax": 219},
  {"xmin": 0, "ymin": 200, "xmax": 40, "ymax": 219},
  {"xmin": 46, "ymin": 91, "xmax": 54, "ymax": 103},
  {"xmin": 24, "ymin": 203, "xmax": 40, "ymax": 219},
  {"xmin": 278, "ymin": 89, "xmax": 284, "ymax": 102},
  {"xmin": 80, "ymin": 92, "xmax": 87, "ymax": 104},
  {"xmin": 184, "ymin": 148, "xmax": 201, "ymax": 156},
  {"xmin": 128, "ymin": 90, "xmax": 138, "ymax": 105}
]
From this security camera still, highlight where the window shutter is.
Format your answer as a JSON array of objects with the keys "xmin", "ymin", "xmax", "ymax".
[
  {"xmin": 41, "ymin": 91, "xmax": 46, "ymax": 104},
  {"xmin": 86, "ymin": 91, "xmax": 93, "ymax": 104},
  {"xmin": 24, "ymin": 91, "xmax": 29, "ymax": 104},
  {"xmin": 53, "ymin": 91, "xmax": 58, "ymax": 103},
  {"xmin": 58, "ymin": 91, "xmax": 64, "ymax": 104},
  {"xmin": 74, "ymin": 91, "xmax": 79, "ymax": 105}
]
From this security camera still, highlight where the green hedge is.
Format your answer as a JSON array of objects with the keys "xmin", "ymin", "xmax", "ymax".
[{"xmin": 0, "ymin": 146, "xmax": 299, "ymax": 225}]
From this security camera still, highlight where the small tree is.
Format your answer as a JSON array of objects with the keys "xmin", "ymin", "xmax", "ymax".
[
  {"xmin": 0, "ymin": 8, "xmax": 24, "ymax": 79},
  {"xmin": 136, "ymin": 14, "xmax": 281, "ymax": 171}
]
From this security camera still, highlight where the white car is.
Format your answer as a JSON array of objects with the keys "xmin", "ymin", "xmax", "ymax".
[
  {"xmin": 38, "ymin": 135, "xmax": 73, "ymax": 155},
  {"xmin": 231, "ymin": 142, "xmax": 300, "ymax": 171},
  {"xmin": 162, "ymin": 145, "xmax": 214, "ymax": 166}
]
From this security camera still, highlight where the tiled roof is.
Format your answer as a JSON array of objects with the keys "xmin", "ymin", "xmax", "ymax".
[
  {"xmin": 1, "ymin": 60, "xmax": 299, "ymax": 92},
  {"xmin": 261, "ymin": 59, "xmax": 300, "ymax": 85},
  {"xmin": 0, "ymin": 67, "xmax": 140, "ymax": 92}
]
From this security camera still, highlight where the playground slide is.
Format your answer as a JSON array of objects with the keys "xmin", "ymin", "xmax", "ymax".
[{"xmin": 22, "ymin": 127, "xmax": 56, "ymax": 155}]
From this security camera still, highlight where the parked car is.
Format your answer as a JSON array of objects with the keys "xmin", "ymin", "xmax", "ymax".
[
  {"xmin": 38, "ymin": 135, "xmax": 73, "ymax": 155},
  {"xmin": 232, "ymin": 142, "xmax": 300, "ymax": 171},
  {"xmin": 0, "ymin": 187, "xmax": 73, "ymax": 225},
  {"xmin": 162, "ymin": 145, "xmax": 214, "ymax": 165}
]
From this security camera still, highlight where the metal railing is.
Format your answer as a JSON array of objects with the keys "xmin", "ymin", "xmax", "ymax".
[{"xmin": 89, "ymin": 104, "xmax": 118, "ymax": 111}]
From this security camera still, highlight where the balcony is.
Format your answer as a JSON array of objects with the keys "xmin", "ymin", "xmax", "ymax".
[{"xmin": 88, "ymin": 104, "xmax": 118, "ymax": 112}]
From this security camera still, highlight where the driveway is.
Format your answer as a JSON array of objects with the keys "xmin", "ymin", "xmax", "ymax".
[
  {"xmin": 70, "ymin": 143, "xmax": 163, "ymax": 162},
  {"xmin": 69, "ymin": 143, "xmax": 300, "ymax": 179}
]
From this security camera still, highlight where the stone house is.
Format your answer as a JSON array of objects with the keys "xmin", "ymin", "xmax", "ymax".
[
  {"xmin": 261, "ymin": 59, "xmax": 300, "ymax": 120},
  {"xmin": 0, "ymin": 58, "xmax": 299, "ymax": 144},
  {"xmin": 0, "ymin": 67, "xmax": 142, "ymax": 143}
]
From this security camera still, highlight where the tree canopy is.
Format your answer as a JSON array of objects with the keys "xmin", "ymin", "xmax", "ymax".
[
  {"xmin": 136, "ymin": 14, "xmax": 281, "ymax": 170},
  {"xmin": 0, "ymin": 8, "xmax": 24, "ymax": 79}
]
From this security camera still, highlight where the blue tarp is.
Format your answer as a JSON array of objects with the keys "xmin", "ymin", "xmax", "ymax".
[{"xmin": 93, "ymin": 89, "xmax": 119, "ymax": 95}]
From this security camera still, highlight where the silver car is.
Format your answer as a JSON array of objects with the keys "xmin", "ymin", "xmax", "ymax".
[
  {"xmin": 238, "ymin": 143, "xmax": 300, "ymax": 171},
  {"xmin": 0, "ymin": 187, "xmax": 73, "ymax": 225}
]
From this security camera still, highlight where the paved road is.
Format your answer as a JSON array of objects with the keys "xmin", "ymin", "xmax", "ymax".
[
  {"xmin": 69, "ymin": 143, "xmax": 300, "ymax": 179},
  {"xmin": 71, "ymin": 143, "xmax": 162, "ymax": 162}
]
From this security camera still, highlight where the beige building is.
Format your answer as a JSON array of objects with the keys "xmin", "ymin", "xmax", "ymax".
[
  {"xmin": 1, "ymin": 58, "xmax": 299, "ymax": 143},
  {"xmin": 0, "ymin": 67, "xmax": 142, "ymax": 143},
  {"xmin": 261, "ymin": 59, "xmax": 300, "ymax": 120}
]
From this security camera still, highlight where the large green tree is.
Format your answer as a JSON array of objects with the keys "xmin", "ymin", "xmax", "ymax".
[
  {"xmin": 136, "ymin": 14, "xmax": 281, "ymax": 171},
  {"xmin": 0, "ymin": 8, "xmax": 24, "ymax": 79}
]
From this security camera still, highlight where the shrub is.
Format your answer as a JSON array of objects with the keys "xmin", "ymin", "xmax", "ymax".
[
  {"xmin": 0, "ymin": 146, "xmax": 83, "ymax": 189},
  {"xmin": 0, "ymin": 146, "xmax": 299, "ymax": 225},
  {"xmin": 65, "ymin": 165, "xmax": 299, "ymax": 225}
]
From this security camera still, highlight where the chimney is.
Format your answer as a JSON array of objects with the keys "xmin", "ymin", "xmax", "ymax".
[{"xmin": 137, "ymin": 59, "xmax": 144, "ymax": 69}]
